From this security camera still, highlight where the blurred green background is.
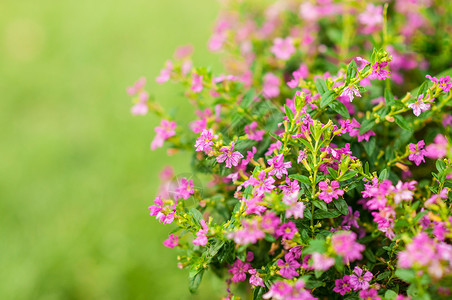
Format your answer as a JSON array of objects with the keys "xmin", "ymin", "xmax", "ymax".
[{"xmin": 0, "ymin": 0, "xmax": 225, "ymax": 298}]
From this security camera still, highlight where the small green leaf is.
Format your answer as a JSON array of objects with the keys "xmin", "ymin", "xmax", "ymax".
[
  {"xmin": 290, "ymin": 174, "xmax": 311, "ymax": 185},
  {"xmin": 189, "ymin": 208, "xmax": 203, "ymax": 225},
  {"xmin": 320, "ymin": 90, "xmax": 337, "ymax": 108},
  {"xmin": 315, "ymin": 78, "xmax": 327, "ymax": 95},
  {"xmin": 359, "ymin": 119, "xmax": 376, "ymax": 135},
  {"xmin": 312, "ymin": 200, "xmax": 328, "ymax": 211},
  {"xmin": 345, "ymin": 60, "xmax": 358, "ymax": 85},
  {"xmin": 379, "ymin": 168, "xmax": 389, "ymax": 181},
  {"xmin": 395, "ymin": 268, "xmax": 415, "ymax": 283},
  {"xmin": 188, "ymin": 269, "xmax": 204, "ymax": 293},
  {"xmin": 393, "ymin": 115, "xmax": 411, "ymax": 131},
  {"xmin": 436, "ymin": 159, "xmax": 446, "ymax": 173},
  {"xmin": 284, "ymin": 104, "xmax": 294, "ymax": 121},
  {"xmin": 328, "ymin": 100, "xmax": 350, "ymax": 118},
  {"xmin": 416, "ymin": 81, "xmax": 429, "ymax": 100},
  {"xmin": 384, "ymin": 289, "xmax": 398, "ymax": 300},
  {"xmin": 333, "ymin": 198, "xmax": 349, "ymax": 215},
  {"xmin": 384, "ymin": 89, "xmax": 395, "ymax": 107}
]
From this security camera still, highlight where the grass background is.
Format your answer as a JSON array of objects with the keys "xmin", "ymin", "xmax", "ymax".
[{"xmin": 0, "ymin": 0, "xmax": 225, "ymax": 298}]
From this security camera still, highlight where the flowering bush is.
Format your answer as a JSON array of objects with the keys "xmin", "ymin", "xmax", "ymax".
[{"xmin": 128, "ymin": 0, "xmax": 452, "ymax": 299}]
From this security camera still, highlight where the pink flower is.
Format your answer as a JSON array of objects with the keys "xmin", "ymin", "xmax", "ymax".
[
  {"xmin": 369, "ymin": 62, "xmax": 391, "ymax": 80},
  {"xmin": 248, "ymin": 269, "xmax": 264, "ymax": 287},
  {"xmin": 358, "ymin": 4, "xmax": 383, "ymax": 34},
  {"xmin": 262, "ymin": 281, "xmax": 292, "ymax": 299},
  {"xmin": 425, "ymin": 134, "xmax": 449, "ymax": 159},
  {"xmin": 195, "ymin": 129, "xmax": 214, "ymax": 153},
  {"xmin": 148, "ymin": 196, "xmax": 176, "ymax": 225},
  {"xmin": 348, "ymin": 119, "xmax": 376, "ymax": 142},
  {"xmin": 245, "ymin": 170, "xmax": 276, "ymax": 197},
  {"xmin": 318, "ymin": 180, "xmax": 344, "ymax": 203},
  {"xmin": 156, "ymin": 61, "xmax": 173, "ymax": 84},
  {"xmin": 408, "ymin": 140, "xmax": 426, "ymax": 166},
  {"xmin": 341, "ymin": 85, "xmax": 361, "ymax": 102},
  {"xmin": 276, "ymin": 221, "xmax": 298, "ymax": 240},
  {"xmin": 426, "ymin": 75, "xmax": 452, "ymax": 93},
  {"xmin": 408, "ymin": 94, "xmax": 431, "ymax": 116},
  {"xmin": 245, "ymin": 121, "xmax": 265, "ymax": 141},
  {"xmin": 151, "ymin": 119, "xmax": 177, "ymax": 150},
  {"xmin": 263, "ymin": 73, "xmax": 281, "ymax": 99},
  {"xmin": 359, "ymin": 288, "xmax": 380, "ymax": 300},
  {"xmin": 333, "ymin": 275, "xmax": 352, "ymax": 296},
  {"xmin": 297, "ymin": 150, "xmax": 306, "ymax": 163},
  {"xmin": 163, "ymin": 234, "xmax": 178, "ymax": 248},
  {"xmin": 175, "ymin": 178, "xmax": 194, "ymax": 200},
  {"xmin": 277, "ymin": 252, "xmax": 301, "ymax": 279},
  {"xmin": 216, "ymin": 141, "xmax": 244, "ymax": 168},
  {"xmin": 260, "ymin": 211, "xmax": 281, "ymax": 234},
  {"xmin": 127, "ymin": 77, "xmax": 146, "ymax": 96},
  {"xmin": 331, "ymin": 231, "xmax": 365, "ymax": 263},
  {"xmin": 287, "ymin": 64, "xmax": 309, "ymax": 88},
  {"xmin": 174, "ymin": 44, "xmax": 193, "ymax": 60},
  {"xmin": 191, "ymin": 74, "xmax": 203, "ymax": 93},
  {"xmin": 271, "ymin": 37, "xmax": 296, "ymax": 60},
  {"xmin": 350, "ymin": 266, "xmax": 373, "ymax": 291},
  {"xmin": 193, "ymin": 219, "xmax": 209, "ymax": 246},
  {"xmin": 229, "ymin": 259, "xmax": 251, "ymax": 283},
  {"xmin": 392, "ymin": 180, "xmax": 416, "ymax": 204},
  {"xmin": 311, "ymin": 252, "xmax": 335, "ymax": 271},
  {"xmin": 267, "ymin": 154, "xmax": 292, "ymax": 179},
  {"xmin": 131, "ymin": 91, "xmax": 149, "ymax": 115},
  {"xmin": 231, "ymin": 219, "xmax": 265, "ymax": 245}
]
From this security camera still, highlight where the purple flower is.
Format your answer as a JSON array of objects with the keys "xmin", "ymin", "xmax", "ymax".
[
  {"xmin": 191, "ymin": 73, "xmax": 203, "ymax": 93},
  {"xmin": 151, "ymin": 119, "xmax": 177, "ymax": 150},
  {"xmin": 271, "ymin": 37, "xmax": 296, "ymax": 60},
  {"xmin": 331, "ymin": 231, "xmax": 365, "ymax": 263},
  {"xmin": 267, "ymin": 154, "xmax": 292, "ymax": 179},
  {"xmin": 229, "ymin": 259, "xmax": 251, "ymax": 283},
  {"xmin": 311, "ymin": 252, "xmax": 335, "ymax": 271},
  {"xmin": 163, "ymin": 234, "xmax": 178, "ymax": 248},
  {"xmin": 245, "ymin": 170, "xmax": 276, "ymax": 197},
  {"xmin": 245, "ymin": 121, "xmax": 265, "ymax": 141},
  {"xmin": 148, "ymin": 196, "xmax": 176, "ymax": 225},
  {"xmin": 425, "ymin": 134, "xmax": 449, "ymax": 159},
  {"xmin": 248, "ymin": 269, "xmax": 264, "ymax": 287},
  {"xmin": 155, "ymin": 61, "xmax": 173, "ymax": 84},
  {"xmin": 276, "ymin": 221, "xmax": 298, "ymax": 240},
  {"xmin": 277, "ymin": 252, "xmax": 301, "ymax": 279},
  {"xmin": 231, "ymin": 219, "xmax": 265, "ymax": 245},
  {"xmin": 216, "ymin": 141, "xmax": 244, "ymax": 168},
  {"xmin": 408, "ymin": 94, "xmax": 431, "ymax": 116},
  {"xmin": 426, "ymin": 74, "xmax": 452, "ymax": 93},
  {"xmin": 348, "ymin": 119, "xmax": 376, "ymax": 142},
  {"xmin": 408, "ymin": 140, "xmax": 426, "ymax": 166},
  {"xmin": 369, "ymin": 62, "xmax": 391, "ymax": 80},
  {"xmin": 261, "ymin": 211, "xmax": 281, "ymax": 234},
  {"xmin": 131, "ymin": 91, "xmax": 149, "ymax": 115},
  {"xmin": 263, "ymin": 72, "xmax": 281, "ymax": 99},
  {"xmin": 318, "ymin": 180, "xmax": 344, "ymax": 203},
  {"xmin": 341, "ymin": 85, "xmax": 361, "ymax": 102},
  {"xmin": 262, "ymin": 281, "xmax": 292, "ymax": 299},
  {"xmin": 392, "ymin": 180, "xmax": 416, "ymax": 204},
  {"xmin": 350, "ymin": 266, "xmax": 373, "ymax": 291},
  {"xmin": 333, "ymin": 275, "xmax": 352, "ymax": 296},
  {"xmin": 359, "ymin": 288, "xmax": 380, "ymax": 300},
  {"xmin": 175, "ymin": 178, "xmax": 195, "ymax": 200},
  {"xmin": 297, "ymin": 150, "xmax": 306, "ymax": 163},
  {"xmin": 287, "ymin": 64, "xmax": 308, "ymax": 88},
  {"xmin": 192, "ymin": 219, "xmax": 209, "ymax": 246},
  {"xmin": 341, "ymin": 207, "xmax": 360, "ymax": 229},
  {"xmin": 195, "ymin": 129, "xmax": 214, "ymax": 153}
]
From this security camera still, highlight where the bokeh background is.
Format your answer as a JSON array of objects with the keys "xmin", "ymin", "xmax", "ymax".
[{"xmin": 0, "ymin": 0, "xmax": 226, "ymax": 298}]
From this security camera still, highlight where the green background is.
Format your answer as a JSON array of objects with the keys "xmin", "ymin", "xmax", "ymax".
[{"xmin": 0, "ymin": 0, "xmax": 225, "ymax": 298}]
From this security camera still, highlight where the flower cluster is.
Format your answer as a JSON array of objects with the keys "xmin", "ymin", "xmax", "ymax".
[{"xmin": 129, "ymin": 0, "xmax": 452, "ymax": 299}]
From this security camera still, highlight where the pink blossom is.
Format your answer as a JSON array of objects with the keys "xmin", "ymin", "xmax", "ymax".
[
  {"xmin": 195, "ymin": 129, "xmax": 214, "ymax": 153},
  {"xmin": 426, "ymin": 75, "xmax": 452, "ymax": 93},
  {"xmin": 156, "ymin": 61, "xmax": 173, "ymax": 84},
  {"xmin": 331, "ymin": 231, "xmax": 365, "ymax": 263},
  {"xmin": 369, "ymin": 62, "xmax": 391, "ymax": 80},
  {"xmin": 163, "ymin": 234, "xmax": 178, "ymax": 248},
  {"xmin": 271, "ymin": 37, "xmax": 296, "ymax": 60},
  {"xmin": 245, "ymin": 121, "xmax": 265, "ymax": 141},
  {"xmin": 297, "ymin": 150, "xmax": 306, "ymax": 163},
  {"xmin": 425, "ymin": 134, "xmax": 449, "ymax": 159},
  {"xmin": 260, "ymin": 211, "xmax": 281, "ymax": 234},
  {"xmin": 174, "ymin": 44, "xmax": 194, "ymax": 60},
  {"xmin": 359, "ymin": 288, "xmax": 380, "ymax": 300},
  {"xmin": 148, "ymin": 196, "xmax": 176, "ymax": 224},
  {"xmin": 265, "ymin": 140, "xmax": 282, "ymax": 155},
  {"xmin": 350, "ymin": 266, "xmax": 373, "ymax": 291},
  {"xmin": 229, "ymin": 259, "xmax": 251, "ymax": 283},
  {"xmin": 262, "ymin": 281, "xmax": 292, "ymax": 299},
  {"xmin": 189, "ymin": 118, "xmax": 207, "ymax": 133},
  {"xmin": 193, "ymin": 219, "xmax": 209, "ymax": 246},
  {"xmin": 277, "ymin": 252, "xmax": 301, "ymax": 279},
  {"xmin": 408, "ymin": 140, "xmax": 426, "ymax": 166},
  {"xmin": 127, "ymin": 77, "xmax": 146, "ymax": 96},
  {"xmin": 311, "ymin": 252, "xmax": 335, "ymax": 271},
  {"xmin": 358, "ymin": 4, "xmax": 383, "ymax": 34},
  {"xmin": 341, "ymin": 85, "xmax": 361, "ymax": 102},
  {"xmin": 131, "ymin": 91, "xmax": 149, "ymax": 115},
  {"xmin": 341, "ymin": 207, "xmax": 359, "ymax": 229},
  {"xmin": 276, "ymin": 221, "xmax": 298, "ymax": 240},
  {"xmin": 263, "ymin": 73, "xmax": 281, "ymax": 99},
  {"xmin": 347, "ymin": 119, "xmax": 376, "ymax": 142},
  {"xmin": 151, "ymin": 120, "xmax": 177, "ymax": 150},
  {"xmin": 231, "ymin": 219, "xmax": 265, "ymax": 245},
  {"xmin": 408, "ymin": 94, "xmax": 431, "ymax": 116},
  {"xmin": 267, "ymin": 154, "xmax": 292, "ymax": 179},
  {"xmin": 217, "ymin": 141, "xmax": 244, "ymax": 168},
  {"xmin": 333, "ymin": 275, "xmax": 352, "ymax": 296},
  {"xmin": 318, "ymin": 180, "xmax": 344, "ymax": 203},
  {"xmin": 245, "ymin": 170, "xmax": 276, "ymax": 197},
  {"xmin": 287, "ymin": 64, "xmax": 309, "ymax": 88},
  {"xmin": 392, "ymin": 180, "xmax": 416, "ymax": 204},
  {"xmin": 248, "ymin": 269, "xmax": 264, "ymax": 287},
  {"xmin": 191, "ymin": 74, "xmax": 203, "ymax": 93},
  {"xmin": 175, "ymin": 178, "xmax": 194, "ymax": 200}
]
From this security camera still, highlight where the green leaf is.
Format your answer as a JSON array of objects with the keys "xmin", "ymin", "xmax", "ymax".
[
  {"xmin": 302, "ymin": 239, "xmax": 326, "ymax": 254},
  {"xmin": 379, "ymin": 168, "xmax": 389, "ymax": 181},
  {"xmin": 315, "ymin": 78, "xmax": 327, "ymax": 95},
  {"xmin": 320, "ymin": 90, "xmax": 337, "ymax": 108},
  {"xmin": 393, "ymin": 115, "xmax": 411, "ymax": 131},
  {"xmin": 363, "ymin": 137, "xmax": 376, "ymax": 157},
  {"xmin": 359, "ymin": 118, "xmax": 376, "ymax": 135},
  {"xmin": 188, "ymin": 269, "xmax": 204, "ymax": 293},
  {"xmin": 377, "ymin": 271, "xmax": 391, "ymax": 281},
  {"xmin": 313, "ymin": 209, "xmax": 341, "ymax": 219},
  {"xmin": 284, "ymin": 104, "xmax": 294, "ymax": 121},
  {"xmin": 345, "ymin": 60, "xmax": 358, "ymax": 85},
  {"xmin": 327, "ymin": 167, "xmax": 338, "ymax": 179},
  {"xmin": 416, "ymin": 81, "xmax": 429, "ymax": 100},
  {"xmin": 328, "ymin": 100, "xmax": 350, "ymax": 118},
  {"xmin": 333, "ymin": 198, "xmax": 349, "ymax": 215},
  {"xmin": 384, "ymin": 89, "xmax": 395, "ymax": 107},
  {"xmin": 384, "ymin": 290, "xmax": 398, "ymax": 300},
  {"xmin": 290, "ymin": 174, "xmax": 311, "ymax": 185},
  {"xmin": 436, "ymin": 159, "xmax": 446, "ymax": 173},
  {"xmin": 312, "ymin": 200, "xmax": 328, "ymax": 211},
  {"xmin": 189, "ymin": 208, "xmax": 203, "ymax": 226},
  {"xmin": 395, "ymin": 268, "xmax": 415, "ymax": 283},
  {"xmin": 253, "ymin": 286, "xmax": 265, "ymax": 300},
  {"xmin": 340, "ymin": 170, "xmax": 359, "ymax": 181}
]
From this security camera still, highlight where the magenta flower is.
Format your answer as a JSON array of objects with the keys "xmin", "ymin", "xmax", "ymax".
[
  {"xmin": 276, "ymin": 221, "xmax": 298, "ymax": 240},
  {"xmin": 230, "ymin": 219, "xmax": 265, "ymax": 245},
  {"xmin": 341, "ymin": 207, "xmax": 360, "ymax": 229},
  {"xmin": 277, "ymin": 252, "xmax": 301, "ymax": 279},
  {"xmin": 195, "ymin": 129, "xmax": 214, "ymax": 153},
  {"xmin": 297, "ymin": 150, "xmax": 306, "ymax": 163},
  {"xmin": 359, "ymin": 288, "xmax": 380, "ymax": 300},
  {"xmin": 245, "ymin": 121, "xmax": 265, "ymax": 141},
  {"xmin": 267, "ymin": 154, "xmax": 292, "ymax": 179},
  {"xmin": 311, "ymin": 252, "xmax": 335, "ymax": 271},
  {"xmin": 369, "ymin": 62, "xmax": 391, "ymax": 80},
  {"xmin": 263, "ymin": 72, "xmax": 281, "ymax": 99},
  {"xmin": 175, "ymin": 178, "xmax": 194, "ymax": 200},
  {"xmin": 333, "ymin": 275, "xmax": 352, "ymax": 296},
  {"xmin": 229, "ymin": 259, "xmax": 251, "ymax": 283},
  {"xmin": 331, "ymin": 231, "xmax": 365, "ymax": 263},
  {"xmin": 216, "ymin": 141, "xmax": 244, "ymax": 168},
  {"xmin": 193, "ymin": 219, "xmax": 209, "ymax": 246},
  {"xmin": 174, "ymin": 44, "xmax": 194, "ymax": 60},
  {"xmin": 248, "ymin": 269, "xmax": 265, "ymax": 287},
  {"xmin": 191, "ymin": 73, "xmax": 203, "ymax": 93},
  {"xmin": 262, "ymin": 281, "xmax": 292, "ymax": 299},
  {"xmin": 341, "ymin": 85, "xmax": 361, "ymax": 102},
  {"xmin": 392, "ymin": 180, "xmax": 416, "ymax": 204},
  {"xmin": 408, "ymin": 140, "xmax": 426, "ymax": 166},
  {"xmin": 163, "ymin": 234, "xmax": 178, "ymax": 248},
  {"xmin": 350, "ymin": 266, "xmax": 373, "ymax": 291},
  {"xmin": 271, "ymin": 37, "xmax": 296, "ymax": 60},
  {"xmin": 245, "ymin": 170, "xmax": 276, "ymax": 197},
  {"xmin": 148, "ymin": 196, "xmax": 176, "ymax": 225},
  {"xmin": 127, "ymin": 76, "xmax": 146, "ymax": 95},
  {"xmin": 151, "ymin": 119, "xmax": 177, "ymax": 150},
  {"xmin": 156, "ymin": 60, "xmax": 173, "ymax": 84},
  {"xmin": 318, "ymin": 180, "xmax": 344, "ymax": 203},
  {"xmin": 287, "ymin": 64, "xmax": 308, "ymax": 88},
  {"xmin": 408, "ymin": 94, "xmax": 431, "ymax": 116},
  {"xmin": 425, "ymin": 134, "xmax": 449, "ymax": 159},
  {"xmin": 131, "ymin": 91, "xmax": 149, "ymax": 115},
  {"xmin": 358, "ymin": 4, "xmax": 383, "ymax": 34},
  {"xmin": 426, "ymin": 75, "xmax": 452, "ymax": 93},
  {"xmin": 348, "ymin": 119, "xmax": 376, "ymax": 142}
]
